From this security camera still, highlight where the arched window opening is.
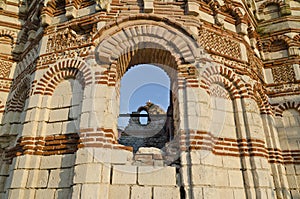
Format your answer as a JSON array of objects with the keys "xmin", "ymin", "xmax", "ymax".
[
  {"xmin": 117, "ymin": 64, "xmax": 175, "ymax": 152},
  {"xmin": 139, "ymin": 110, "xmax": 149, "ymax": 125},
  {"xmin": 263, "ymin": 4, "xmax": 280, "ymax": 20}
]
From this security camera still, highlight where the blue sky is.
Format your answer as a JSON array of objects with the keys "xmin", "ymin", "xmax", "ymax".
[{"xmin": 118, "ymin": 64, "xmax": 170, "ymax": 128}]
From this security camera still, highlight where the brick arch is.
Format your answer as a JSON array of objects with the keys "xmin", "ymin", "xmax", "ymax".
[
  {"xmin": 6, "ymin": 77, "xmax": 31, "ymax": 112},
  {"xmin": 293, "ymin": 34, "xmax": 300, "ymax": 43},
  {"xmin": 252, "ymin": 83, "xmax": 272, "ymax": 114},
  {"xmin": 273, "ymin": 101, "xmax": 300, "ymax": 117},
  {"xmin": 258, "ymin": 0, "xmax": 284, "ymax": 13},
  {"xmin": 200, "ymin": 65, "xmax": 249, "ymax": 99},
  {"xmin": 263, "ymin": 35, "xmax": 293, "ymax": 52},
  {"xmin": 94, "ymin": 19, "xmax": 202, "ymax": 67},
  {"xmin": 34, "ymin": 59, "xmax": 92, "ymax": 95},
  {"xmin": 0, "ymin": 29, "xmax": 16, "ymax": 42},
  {"xmin": 220, "ymin": 2, "xmax": 246, "ymax": 24}
]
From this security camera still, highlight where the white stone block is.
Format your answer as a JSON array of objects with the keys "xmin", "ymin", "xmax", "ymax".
[
  {"xmin": 94, "ymin": 148, "xmax": 112, "ymax": 163},
  {"xmin": 138, "ymin": 166, "xmax": 176, "ymax": 186},
  {"xmin": 101, "ymin": 163, "xmax": 111, "ymax": 183},
  {"xmin": 81, "ymin": 184, "xmax": 101, "ymax": 199},
  {"xmin": 111, "ymin": 149, "xmax": 133, "ymax": 164},
  {"xmin": 131, "ymin": 186, "xmax": 152, "ymax": 199},
  {"xmin": 61, "ymin": 154, "xmax": 76, "ymax": 168},
  {"xmin": 75, "ymin": 148, "xmax": 94, "ymax": 164},
  {"xmin": 49, "ymin": 108, "xmax": 70, "ymax": 122},
  {"xmin": 112, "ymin": 165, "xmax": 137, "ymax": 185},
  {"xmin": 18, "ymin": 155, "xmax": 41, "ymax": 169},
  {"xmin": 189, "ymin": 165, "xmax": 215, "ymax": 186},
  {"xmin": 26, "ymin": 170, "xmax": 48, "ymax": 188},
  {"xmin": 35, "ymin": 189, "xmax": 55, "ymax": 199},
  {"xmin": 153, "ymin": 187, "xmax": 180, "ymax": 199},
  {"xmin": 71, "ymin": 184, "xmax": 81, "ymax": 199},
  {"xmin": 40, "ymin": 155, "xmax": 62, "ymax": 169},
  {"xmin": 48, "ymin": 168, "xmax": 73, "ymax": 188},
  {"xmin": 228, "ymin": 170, "xmax": 244, "ymax": 188},
  {"xmin": 8, "ymin": 189, "xmax": 24, "ymax": 199},
  {"xmin": 10, "ymin": 169, "xmax": 29, "ymax": 188},
  {"xmin": 109, "ymin": 185, "xmax": 130, "ymax": 199},
  {"xmin": 74, "ymin": 163, "xmax": 102, "ymax": 183},
  {"xmin": 54, "ymin": 189, "xmax": 71, "ymax": 199}
]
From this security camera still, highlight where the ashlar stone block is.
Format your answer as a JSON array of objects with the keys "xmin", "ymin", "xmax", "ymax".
[
  {"xmin": 74, "ymin": 163, "xmax": 102, "ymax": 183},
  {"xmin": 109, "ymin": 185, "xmax": 130, "ymax": 199},
  {"xmin": 153, "ymin": 187, "xmax": 180, "ymax": 199},
  {"xmin": 138, "ymin": 166, "xmax": 176, "ymax": 186},
  {"xmin": 131, "ymin": 186, "xmax": 152, "ymax": 199},
  {"xmin": 48, "ymin": 168, "xmax": 73, "ymax": 188},
  {"xmin": 26, "ymin": 170, "xmax": 48, "ymax": 188},
  {"xmin": 112, "ymin": 165, "xmax": 137, "ymax": 185}
]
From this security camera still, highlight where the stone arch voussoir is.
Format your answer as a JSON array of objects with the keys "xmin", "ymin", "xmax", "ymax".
[
  {"xmin": 34, "ymin": 58, "xmax": 92, "ymax": 96},
  {"xmin": 274, "ymin": 101, "xmax": 300, "ymax": 117},
  {"xmin": 94, "ymin": 20, "xmax": 203, "ymax": 68},
  {"xmin": 200, "ymin": 65, "xmax": 248, "ymax": 99}
]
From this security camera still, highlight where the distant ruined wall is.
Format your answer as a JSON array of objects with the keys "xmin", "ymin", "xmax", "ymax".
[{"xmin": 0, "ymin": 0, "xmax": 299, "ymax": 198}]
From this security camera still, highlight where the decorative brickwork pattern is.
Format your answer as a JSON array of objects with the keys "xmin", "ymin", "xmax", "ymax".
[
  {"xmin": 272, "ymin": 65, "xmax": 295, "ymax": 83},
  {"xmin": 198, "ymin": 28, "xmax": 241, "ymax": 59},
  {"xmin": 0, "ymin": 60, "xmax": 12, "ymax": 78}
]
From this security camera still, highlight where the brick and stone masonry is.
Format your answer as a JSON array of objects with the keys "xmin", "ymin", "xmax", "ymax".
[{"xmin": 0, "ymin": 0, "xmax": 300, "ymax": 198}]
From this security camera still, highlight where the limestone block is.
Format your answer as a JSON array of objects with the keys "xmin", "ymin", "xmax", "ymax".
[
  {"xmin": 187, "ymin": 1, "xmax": 200, "ymax": 16},
  {"xmin": 75, "ymin": 148, "xmax": 94, "ymax": 164},
  {"xmin": 48, "ymin": 168, "xmax": 73, "ymax": 188},
  {"xmin": 153, "ymin": 187, "xmax": 180, "ymax": 199},
  {"xmin": 144, "ymin": 0, "xmax": 154, "ymax": 13},
  {"xmin": 180, "ymin": 151, "xmax": 201, "ymax": 165},
  {"xmin": 111, "ymin": 149, "xmax": 133, "ymax": 164},
  {"xmin": 233, "ymin": 189, "xmax": 247, "ymax": 199},
  {"xmin": 54, "ymin": 189, "xmax": 71, "ymax": 199},
  {"xmin": 26, "ymin": 170, "xmax": 48, "ymax": 188},
  {"xmin": 228, "ymin": 170, "xmax": 244, "ymax": 188},
  {"xmin": 61, "ymin": 154, "xmax": 76, "ymax": 168},
  {"xmin": 203, "ymin": 187, "xmax": 219, "ymax": 199},
  {"xmin": 138, "ymin": 166, "xmax": 176, "ymax": 186},
  {"xmin": 112, "ymin": 165, "xmax": 137, "ymax": 185},
  {"xmin": 81, "ymin": 184, "xmax": 101, "ymax": 199},
  {"xmin": 49, "ymin": 108, "xmax": 70, "ymax": 122},
  {"xmin": 192, "ymin": 187, "xmax": 203, "ymax": 198},
  {"xmin": 10, "ymin": 169, "xmax": 29, "ymax": 188},
  {"xmin": 18, "ymin": 155, "xmax": 41, "ymax": 169},
  {"xmin": 23, "ymin": 189, "xmax": 36, "ymax": 199},
  {"xmin": 109, "ymin": 185, "xmax": 130, "ymax": 199},
  {"xmin": 69, "ymin": 105, "xmax": 81, "ymax": 120},
  {"xmin": 236, "ymin": 23, "xmax": 248, "ymax": 35},
  {"xmin": 27, "ymin": 95, "xmax": 42, "ymax": 109},
  {"xmin": 61, "ymin": 121, "xmax": 77, "ymax": 134},
  {"xmin": 201, "ymin": 153, "xmax": 223, "ymax": 167},
  {"xmin": 215, "ymin": 168, "xmax": 229, "ymax": 187},
  {"xmin": 8, "ymin": 189, "xmax": 24, "ymax": 199},
  {"xmin": 66, "ymin": 6, "xmax": 77, "ymax": 19},
  {"xmin": 187, "ymin": 165, "xmax": 215, "ymax": 186},
  {"xmin": 131, "ymin": 186, "xmax": 152, "ymax": 199},
  {"xmin": 41, "ymin": 13, "xmax": 52, "ymax": 26},
  {"xmin": 74, "ymin": 163, "xmax": 102, "ymax": 183},
  {"xmin": 40, "ymin": 155, "xmax": 62, "ymax": 169},
  {"xmin": 71, "ymin": 184, "xmax": 81, "ymax": 199},
  {"xmin": 35, "ymin": 189, "xmax": 55, "ymax": 199},
  {"xmin": 94, "ymin": 148, "xmax": 112, "ymax": 163},
  {"xmin": 222, "ymin": 156, "xmax": 241, "ymax": 169},
  {"xmin": 101, "ymin": 163, "xmax": 111, "ymax": 183}
]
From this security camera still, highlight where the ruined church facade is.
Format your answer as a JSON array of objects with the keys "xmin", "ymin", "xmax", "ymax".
[{"xmin": 0, "ymin": 0, "xmax": 300, "ymax": 198}]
